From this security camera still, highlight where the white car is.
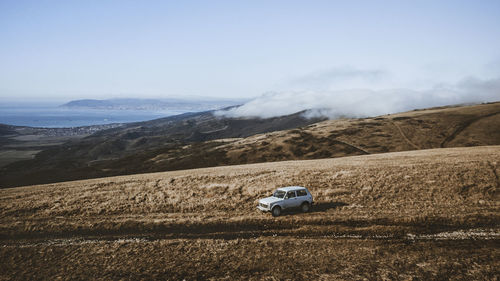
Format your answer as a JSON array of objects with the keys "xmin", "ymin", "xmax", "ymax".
[{"xmin": 257, "ymin": 186, "xmax": 313, "ymax": 217}]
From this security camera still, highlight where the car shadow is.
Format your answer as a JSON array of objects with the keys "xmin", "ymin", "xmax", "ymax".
[
  {"xmin": 312, "ymin": 201, "xmax": 349, "ymax": 212},
  {"xmin": 280, "ymin": 201, "xmax": 348, "ymax": 216}
]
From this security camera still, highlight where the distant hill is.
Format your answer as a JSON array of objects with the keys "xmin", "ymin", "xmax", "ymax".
[
  {"xmin": 61, "ymin": 98, "xmax": 245, "ymax": 111},
  {"xmin": 0, "ymin": 109, "xmax": 325, "ymax": 187},
  {"xmin": 1, "ymin": 102, "xmax": 499, "ymax": 188},
  {"xmin": 62, "ymin": 99, "xmax": 114, "ymax": 108}
]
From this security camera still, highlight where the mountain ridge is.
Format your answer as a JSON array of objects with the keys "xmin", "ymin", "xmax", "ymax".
[{"xmin": 1, "ymin": 102, "xmax": 499, "ymax": 188}]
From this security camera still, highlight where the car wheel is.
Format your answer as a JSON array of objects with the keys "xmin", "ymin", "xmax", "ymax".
[
  {"xmin": 301, "ymin": 202, "xmax": 310, "ymax": 213},
  {"xmin": 272, "ymin": 206, "xmax": 281, "ymax": 217}
]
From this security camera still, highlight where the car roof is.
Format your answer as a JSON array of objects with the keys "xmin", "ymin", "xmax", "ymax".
[{"xmin": 277, "ymin": 186, "xmax": 307, "ymax": 192}]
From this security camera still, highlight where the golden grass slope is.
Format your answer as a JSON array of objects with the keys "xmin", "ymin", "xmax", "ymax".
[
  {"xmin": 219, "ymin": 102, "xmax": 500, "ymax": 163},
  {"xmin": 142, "ymin": 102, "xmax": 500, "ymax": 168},
  {"xmin": 2, "ymin": 237, "xmax": 498, "ymax": 280},
  {"xmin": 1, "ymin": 146, "xmax": 498, "ymax": 239},
  {"xmin": 1, "ymin": 146, "xmax": 499, "ymax": 280}
]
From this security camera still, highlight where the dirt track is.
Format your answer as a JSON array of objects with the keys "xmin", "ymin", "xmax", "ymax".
[{"xmin": 1, "ymin": 146, "xmax": 499, "ymax": 280}]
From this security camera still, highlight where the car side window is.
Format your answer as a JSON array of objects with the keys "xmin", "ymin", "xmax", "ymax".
[
  {"xmin": 287, "ymin": 191, "xmax": 296, "ymax": 198},
  {"xmin": 296, "ymin": 189, "xmax": 307, "ymax": 197}
]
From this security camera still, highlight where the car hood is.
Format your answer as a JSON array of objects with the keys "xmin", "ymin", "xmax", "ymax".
[{"xmin": 259, "ymin": 196, "xmax": 283, "ymax": 205}]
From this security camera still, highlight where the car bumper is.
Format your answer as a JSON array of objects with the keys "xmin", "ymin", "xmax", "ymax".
[{"xmin": 257, "ymin": 205, "xmax": 270, "ymax": 212}]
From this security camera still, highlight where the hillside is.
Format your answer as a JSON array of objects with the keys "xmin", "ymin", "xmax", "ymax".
[
  {"xmin": 1, "ymin": 102, "xmax": 499, "ymax": 188},
  {"xmin": 0, "ymin": 110, "xmax": 324, "ymax": 187},
  {"xmin": 218, "ymin": 101, "xmax": 500, "ymax": 163},
  {"xmin": 0, "ymin": 123, "xmax": 124, "ymax": 168},
  {"xmin": 1, "ymin": 146, "xmax": 499, "ymax": 279}
]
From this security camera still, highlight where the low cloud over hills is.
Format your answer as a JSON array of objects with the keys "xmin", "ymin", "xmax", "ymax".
[{"xmin": 218, "ymin": 76, "xmax": 500, "ymax": 119}]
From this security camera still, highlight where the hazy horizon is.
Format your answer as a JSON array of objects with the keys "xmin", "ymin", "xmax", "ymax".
[{"xmin": 1, "ymin": 1, "xmax": 500, "ymax": 117}]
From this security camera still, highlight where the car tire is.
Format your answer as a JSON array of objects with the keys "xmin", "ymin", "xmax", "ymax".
[
  {"xmin": 272, "ymin": 206, "xmax": 281, "ymax": 217},
  {"xmin": 301, "ymin": 202, "xmax": 310, "ymax": 213}
]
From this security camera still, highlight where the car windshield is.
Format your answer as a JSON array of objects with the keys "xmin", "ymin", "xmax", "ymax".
[{"xmin": 273, "ymin": 190, "xmax": 286, "ymax": 198}]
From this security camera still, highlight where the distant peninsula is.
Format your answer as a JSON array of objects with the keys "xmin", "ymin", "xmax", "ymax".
[{"xmin": 60, "ymin": 98, "xmax": 244, "ymax": 111}]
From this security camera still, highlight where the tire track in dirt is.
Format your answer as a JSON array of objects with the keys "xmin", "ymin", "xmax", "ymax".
[
  {"xmin": 2, "ymin": 228, "xmax": 498, "ymax": 248},
  {"xmin": 391, "ymin": 121, "xmax": 421, "ymax": 150},
  {"xmin": 3, "ymin": 214, "xmax": 499, "ymax": 242},
  {"xmin": 440, "ymin": 111, "xmax": 500, "ymax": 148}
]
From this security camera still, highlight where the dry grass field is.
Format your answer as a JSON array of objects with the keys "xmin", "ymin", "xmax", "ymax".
[{"xmin": 1, "ymin": 146, "xmax": 499, "ymax": 280}]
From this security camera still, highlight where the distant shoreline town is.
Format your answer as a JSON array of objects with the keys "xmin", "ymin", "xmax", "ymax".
[{"xmin": 60, "ymin": 98, "xmax": 244, "ymax": 111}]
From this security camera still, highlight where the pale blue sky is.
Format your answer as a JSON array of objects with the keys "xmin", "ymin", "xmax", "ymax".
[{"xmin": 1, "ymin": 0, "xmax": 500, "ymax": 102}]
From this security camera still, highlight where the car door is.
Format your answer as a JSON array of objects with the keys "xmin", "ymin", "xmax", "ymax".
[
  {"xmin": 284, "ymin": 191, "xmax": 299, "ymax": 208},
  {"xmin": 296, "ymin": 189, "xmax": 308, "ymax": 203}
]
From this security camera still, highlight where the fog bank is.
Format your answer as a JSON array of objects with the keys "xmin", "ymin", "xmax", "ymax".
[{"xmin": 217, "ymin": 77, "xmax": 500, "ymax": 119}]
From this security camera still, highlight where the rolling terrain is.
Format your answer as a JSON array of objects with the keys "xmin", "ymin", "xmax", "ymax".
[
  {"xmin": 1, "ymin": 109, "xmax": 324, "ymax": 187},
  {"xmin": 0, "ymin": 123, "xmax": 123, "ymax": 168},
  {"xmin": 1, "ymin": 146, "xmax": 499, "ymax": 279},
  {"xmin": 1, "ymin": 102, "xmax": 499, "ymax": 188}
]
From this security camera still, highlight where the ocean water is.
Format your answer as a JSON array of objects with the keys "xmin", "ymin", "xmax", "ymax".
[{"xmin": 0, "ymin": 105, "xmax": 187, "ymax": 128}]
